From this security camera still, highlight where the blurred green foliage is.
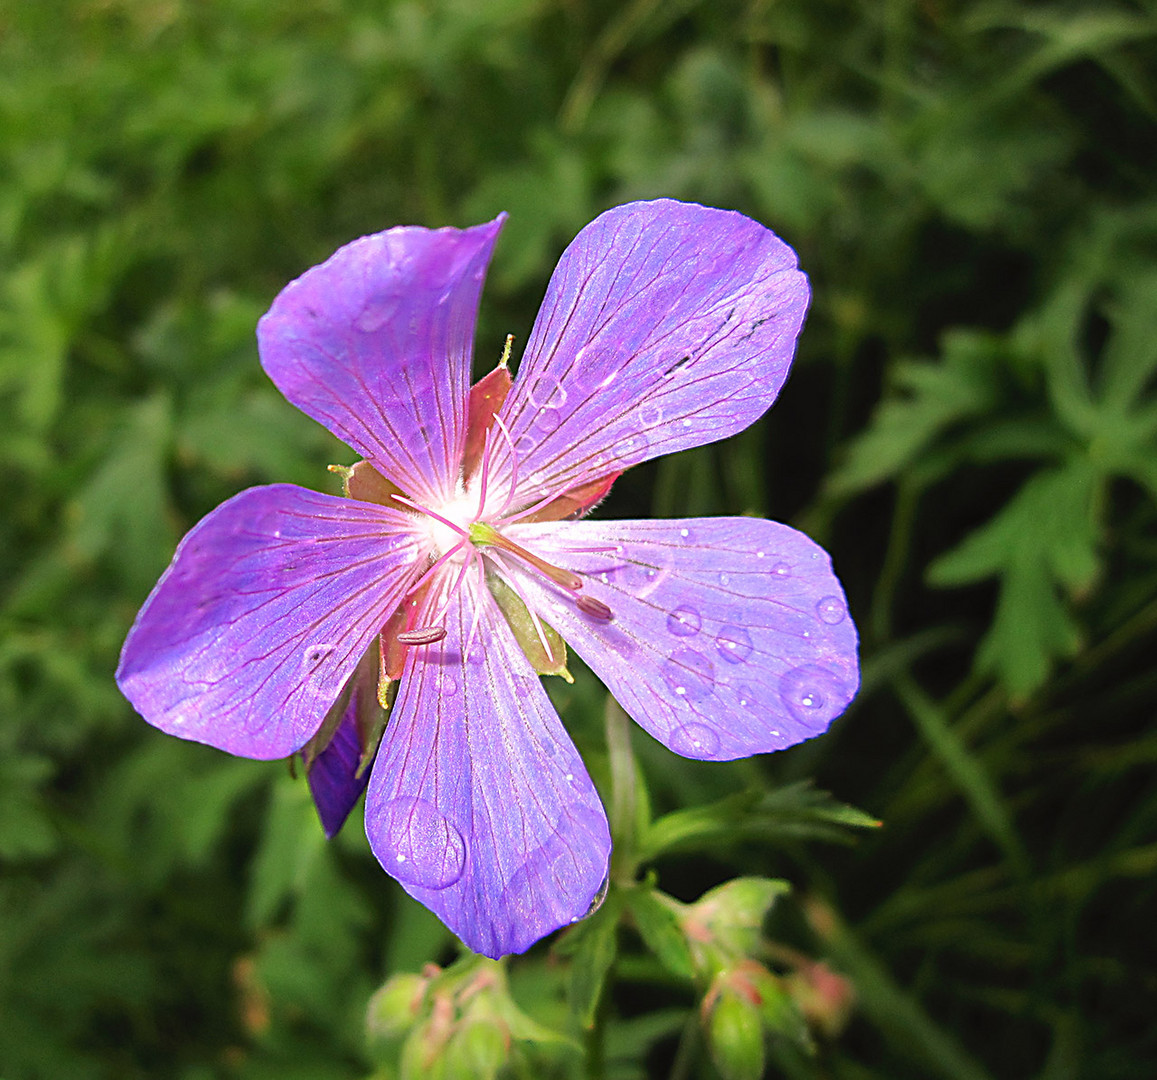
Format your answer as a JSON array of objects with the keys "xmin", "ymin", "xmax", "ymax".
[{"xmin": 2, "ymin": 0, "xmax": 1156, "ymax": 1078}]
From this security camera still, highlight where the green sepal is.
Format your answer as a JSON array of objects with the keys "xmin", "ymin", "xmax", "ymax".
[{"xmin": 486, "ymin": 573, "xmax": 572, "ymax": 681}]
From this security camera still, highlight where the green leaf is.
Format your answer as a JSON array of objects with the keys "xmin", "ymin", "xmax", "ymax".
[
  {"xmin": 641, "ymin": 783, "xmax": 880, "ymax": 861},
  {"xmin": 828, "ymin": 330, "xmax": 1001, "ymax": 495},
  {"xmin": 929, "ymin": 462, "xmax": 1102, "ymax": 694},
  {"xmin": 553, "ymin": 888, "xmax": 623, "ymax": 1028},
  {"xmin": 625, "ymin": 887, "xmax": 695, "ymax": 980}
]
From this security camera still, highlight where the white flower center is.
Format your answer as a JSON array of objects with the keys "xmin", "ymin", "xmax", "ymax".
[{"xmin": 425, "ymin": 490, "xmax": 481, "ymax": 557}]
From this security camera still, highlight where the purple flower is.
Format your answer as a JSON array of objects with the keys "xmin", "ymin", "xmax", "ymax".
[{"xmin": 117, "ymin": 200, "xmax": 858, "ymax": 958}]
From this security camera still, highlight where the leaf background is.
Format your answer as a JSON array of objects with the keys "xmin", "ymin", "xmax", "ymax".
[{"xmin": 2, "ymin": 1, "xmax": 1155, "ymax": 1077}]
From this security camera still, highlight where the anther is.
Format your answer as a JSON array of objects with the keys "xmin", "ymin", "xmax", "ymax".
[
  {"xmin": 396, "ymin": 627, "xmax": 448, "ymax": 645},
  {"xmin": 576, "ymin": 595, "xmax": 613, "ymax": 621}
]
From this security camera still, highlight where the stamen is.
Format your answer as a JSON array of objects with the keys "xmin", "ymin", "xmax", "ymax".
[
  {"xmin": 389, "ymin": 493, "xmax": 471, "ymax": 540},
  {"xmin": 475, "ymin": 421, "xmax": 495, "ymax": 519},
  {"xmin": 502, "ymin": 477, "xmax": 577, "ymax": 525},
  {"xmin": 470, "ymin": 522, "xmax": 582, "ymax": 591},
  {"xmin": 461, "ymin": 549, "xmax": 487, "ymax": 662},
  {"xmin": 396, "ymin": 626, "xmax": 447, "ymax": 645},
  {"xmin": 576, "ymin": 595, "xmax": 613, "ymax": 621},
  {"xmin": 404, "ymin": 537, "xmax": 469, "ymax": 603},
  {"xmin": 490, "ymin": 414, "xmax": 519, "ymax": 515}
]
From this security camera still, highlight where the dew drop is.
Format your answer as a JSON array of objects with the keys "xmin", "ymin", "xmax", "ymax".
[
  {"xmin": 734, "ymin": 683, "xmax": 758, "ymax": 711},
  {"xmin": 528, "ymin": 377, "xmax": 567, "ymax": 409},
  {"xmin": 539, "ymin": 406, "xmax": 564, "ymax": 430},
  {"xmin": 639, "ymin": 402, "xmax": 664, "ymax": 427},
  {"xmin": 719, "ymin": 572, "xmax": 730, "ymax": 586},
  {"xmin": 375, "ymin": 796, "xmax": 466, "ymax": 889},
  {"xmin": 816, "ymin": 595, "xmax": 847, "ymax": 624},
  {"xmin": 669, "ymin": 721, "xmax": 721, "ymax": 759},
  {"xmin": 580, "ymin": 872, "xmax": 611, "ymax": 920},
  {"xmin": 613, "ymin": 432, "xmax": 647, "ymax": 463},
  {"xmin": 667, "ymin": 605, "xmax": 701, "ymax": 637},
  {"xmin": 772, "ymin": 562, "xmax": 791, "ymax": 577},
  {"xmin": 715, "ymin": 625, "xmax": 753, "ymax": 664},
  {"xmin": 661, "ymin": 648, "xmax": 715, "ymax": 702},
  {"xmin": 679, "ymin": 528, "xmax": 690, "ymax": 539},
  {"xmin": 443, "ymin": 676, "xmax": 459, "ymax": 696},
  {"xmin": 355, "ymin": 296, "xmax": 400, "ymax": 333},
  {"xmin": 778, "ymin": 664, "xmax": 854, "ymax": 731}
]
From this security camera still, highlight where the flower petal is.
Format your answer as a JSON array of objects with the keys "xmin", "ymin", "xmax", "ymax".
[
  {"xmin": 496, "ymin": 200, "xmax": 808, "ymax": 504},
  {"xmin": 258, "ymin": 218, "xmax": 506, "ymax": 505},
  {"xmin": 307, "ymin": 704, "xmax": 371, "ymax": 839},
  {"xmin": 117, "ymin": 485, "xmax": 423, "ymax": 759},
  {"xmin": 505, "ymin": 518, "xmax": 858, "ymax": 760},
  {"xmin": 364, "ymin": 571, "xmax": 610, "ymax": 958}
]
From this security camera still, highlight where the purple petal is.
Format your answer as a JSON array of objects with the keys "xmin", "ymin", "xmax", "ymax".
[
  {"xmin": 117, "ymin": 485, "xmax": 423, "ymax": 759},
  {"xmin": 505, "ymin": 518, "xmax": 859, "ymax": 760},
  {"xmin": 307, "ymin": 703, "xmax": 372, "ymax": 839},
  {"xmin": 257, "ymin": 218, "xmax": 505, "ymax": 506},
  {"xmin": 495, "ymin": 200, "xmax": 808, "ymax": 504},
  {"xmin": 364, "ymin": 572, "xmax": 610, "ymax": 958}
]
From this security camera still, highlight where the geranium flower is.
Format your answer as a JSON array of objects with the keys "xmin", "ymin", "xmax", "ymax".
[{"xmin": 117, "ymin": 200, "xmax": 858, "ymax": 958}]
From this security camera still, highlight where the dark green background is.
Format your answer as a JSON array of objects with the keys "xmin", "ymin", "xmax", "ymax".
[{"xmin": 2, "ymin": 1, "xmax": 1156, "ymax": 1077}]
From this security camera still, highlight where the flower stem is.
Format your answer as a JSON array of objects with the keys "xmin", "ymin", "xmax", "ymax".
[{"xmin": 604, "ymin": 695, "xmax": 640, "ymax": 883}]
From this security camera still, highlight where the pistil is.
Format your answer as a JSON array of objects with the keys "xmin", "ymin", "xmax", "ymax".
[{"xmin": 469, "ymin": 521, "xmax": 582, "ymax": 591}]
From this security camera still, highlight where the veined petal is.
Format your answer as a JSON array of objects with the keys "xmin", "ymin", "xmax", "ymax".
[
  {"xmin": 307, "ymin": 703, "xmax": 371, "ymax": 839},
  {"xmin": 505, "ymin": 518, "xmax": 858, "ymax": 760},
  {"xmin": 495, "ymin": 200, "xmax": 808, "ymax": 504},
  {"xmin": 117, "ymin": 485, "xmax": 423, "ymax": 759},
  {"xmin": 364, "ymin": 571, "xmax": 610, "ymax": 958},
  {"xmin": 257, "ymin": 218, "xmax": 506, "ymax": 505}
]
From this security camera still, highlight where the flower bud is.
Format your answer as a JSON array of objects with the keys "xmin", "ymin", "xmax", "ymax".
[
  {"xmin": 683, "ymin": 877, "xmax": 789, "ymax": 975},
  {"xmin": 706, "ymin": 973, "xmax": 765, "ymax": 1080},
  {"xmin": 366, "ymin": 971, "xmax": 429, "ymax": 1040},
  {"xmin": 443, "ymin": 1016, "xmax": 508, "ymax": 1080},
  {"xmin": 785, "ymin": 961, "xmax": 856, "ymax": 1039}
]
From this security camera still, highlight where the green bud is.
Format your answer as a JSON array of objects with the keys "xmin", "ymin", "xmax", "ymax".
[
  {"xmin": 444, "ymin": 1016, "xmax": 508, "ymax": 1080},
  {"xmin": 366, "ymin": 972, "xmax": 428, "ymax": 1040},
  {"xmin": 707, "ymin": 976, "xmax": 765, "ymax": 1080},
  {"xmin": 684, "ymin": 877, "xmax": 789, "ymax": 975}
]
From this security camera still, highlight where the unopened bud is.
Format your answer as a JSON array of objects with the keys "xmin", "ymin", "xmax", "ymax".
[
  {"xmin": 366, "ymin": 971, "xmax": 428, "ymax": 1040},
  {"xmin": 444, "ymin": 1017, "xmax": 508, "ymax": 1080},
  {"xmin": 706, "ymin": 976, "xmax": 765, "ymax": 1080},
  {"xmin": 683, "ymin": 877, "xmax": 789, "ymax": 975},
  {"xmin": 785, "ymin": 961, "xmax": 856, "ymax": 1039}
]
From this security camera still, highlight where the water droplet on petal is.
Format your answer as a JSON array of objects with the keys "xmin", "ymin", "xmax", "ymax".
[
  {"xmin": 639, "ymin": 402, "xmax": 664, "ymax": 427},
  {"xmin": 715, "ymin": 625, "xmax": 753, "ymax": 664},
  {"xmin": 376, "ymin": 796, "xmax": 466, "ymax": 889},
  {"xmin": 669, "ymin": 721, "xmax": 721, "ymax": 758},
  {"xmin": 579, "ymin": 873, "xmax": 611, "ymax": 920},
  {"xmin": 443, "ymin": 676, "xmax": 459, "ymax": 696},
  {"xmin": 355, "ymin": 296, "xmax": 400, "ymax": 332},
  {"xmin": 539, "ymin": 406, "xmax": 563, "ymax": 430},
  {"xmin": 816, "ymin": 595, "xmax": 847, "ymax": 624},
  {"xmin": 613, "ymin": 432, "xmax": 647, "ymax": 464},
  {"xmin": 719, "ymin": 572, "xmax": 730, "ymax": 586},
  {"xmin": 778, "ymin": 664, "xmax": 854, "ymax": 731},
  {"xmin": 679, "ymin": 528, "xmax": 690, "ymax": 540},
  {"xmin": 661, "ymin": 648, "xmax": 715, "ymax": 702},
  {"xmin": 528, "ymin": 377, "xmax": 567, "ymax": 409},
  {"xmin": 667, "ymin": 605, "xmax": 701, "ymax": 637},
  {"xmin": 734, "ymin": 683, "xmax": 758, "ymax": 711},
  {"xmin": 772, "ymin": 562, "xmax": 791, "ymax": 577}
]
